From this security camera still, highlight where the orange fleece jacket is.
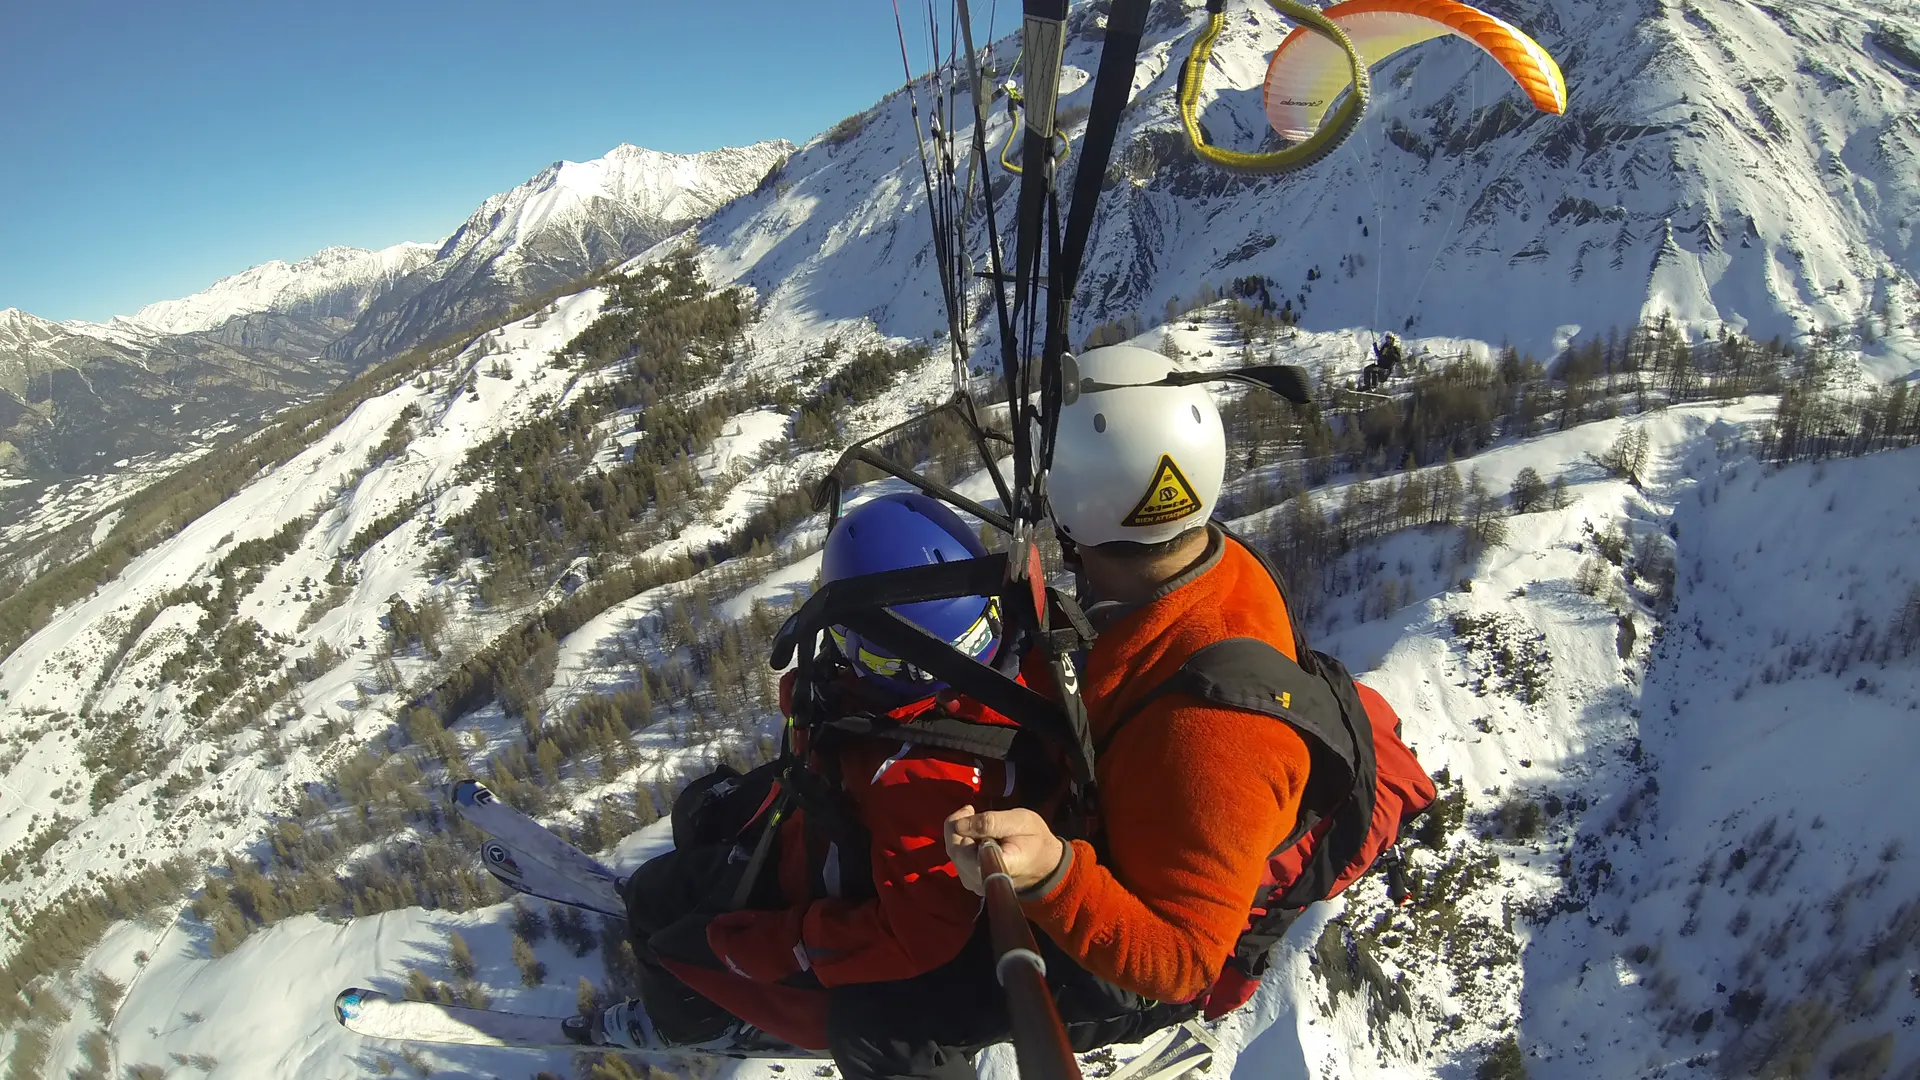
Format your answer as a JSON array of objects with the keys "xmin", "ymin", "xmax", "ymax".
[{"xmin": 1022, "ymin": 530, "xmax": 1313, "ymax": 1003}]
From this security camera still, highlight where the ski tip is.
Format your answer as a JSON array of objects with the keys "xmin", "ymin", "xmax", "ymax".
[
  {"xmin": 335, "ymin": 987, "xmax": 377, "ymax": 1024},
  {"xmin": 480, "ymin": 845, "xmax": 550, "ymax": 897},
  {"xmin": 450, "ymin": 779, "xmax": 491, "ymax": 806},
  {"xmin": 480, "ymin": 840, "xmax": 522, "ymax": 878}
]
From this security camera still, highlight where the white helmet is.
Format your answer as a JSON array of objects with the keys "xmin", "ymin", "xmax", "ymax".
[{"xmin": 1048, "ymin": 344, "xmax": 1226, "ymax": 547}]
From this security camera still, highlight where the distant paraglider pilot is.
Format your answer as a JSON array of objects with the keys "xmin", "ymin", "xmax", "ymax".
[
  {"xmin": 1373, "ymin": 332, "xmax": 1402, "ymax": 376},
  {"xmin": 1360, "ymin": 333, "xmax": 1403, "ymax": 392}
]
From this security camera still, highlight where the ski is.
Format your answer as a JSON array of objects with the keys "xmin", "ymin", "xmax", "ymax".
[
  {"xmin": 480, "ymin": 838, "xmax": 627, "ymax": 920},
  {"xmin": 333, "ymin": 988, "xmax": 824, "ymax": 1058},
  {"xmin": 1106, "ymin": 1020, "xmax": 1217, "ymax": 1080},
  {"xmin": 335, "ymin": 988, "xmax": 1213, "ymax": 1075},
  {"xmin": 451, "ymin": 779, "xmax": 625, "ymax": 886}
]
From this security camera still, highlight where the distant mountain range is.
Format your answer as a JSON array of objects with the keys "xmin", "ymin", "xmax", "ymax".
[
  {"xmin": 0, "ymin": 140, "xmax": 791, "ymax": 479},
  {"xmin": 6, "ymin": 0, "xmax": 1916, "ymax": 499}
]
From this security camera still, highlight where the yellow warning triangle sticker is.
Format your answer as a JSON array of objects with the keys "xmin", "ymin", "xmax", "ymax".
[{"xmin": 1121, "ymin": 454, "xmax": 1204, "ymax": 529}]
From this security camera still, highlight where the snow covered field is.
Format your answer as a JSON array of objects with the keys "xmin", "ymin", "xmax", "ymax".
[{"xmin": 8, "ymin": 292, "xmax": 1914, "ymax": 1077}]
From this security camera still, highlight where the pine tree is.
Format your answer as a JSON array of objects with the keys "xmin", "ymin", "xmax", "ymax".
[
  {"xmin": 512, "ymin": 933, "xmax": 546, "ymax": 987},
  {"xmin": 1395, "ymin": 467, "xmax": 1428, "ymax": 528},
  {"xmin": 448, "ymin": 930, "xmax": 477, "ymax": 980},
  {"xmin": 1456, "ymin": 470, "xmax": 1509, "ymax": 560},
  {"xmin": 536, "ymin": 739, "xmax": 564, "ymax": 784},
  {"xmin": 1509, "ymin": 468, "xmax": 1548, "ymax": 514},
  {"xmin": 1436, "ymin": 458, "xmax": 1465, "ymax": 524},
  {"xmin": 1478, "ymin": 1034, "xmax": 1528, "ymax": 1080}
]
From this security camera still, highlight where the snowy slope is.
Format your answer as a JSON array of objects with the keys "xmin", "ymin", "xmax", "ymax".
[
  {"xmin": 1513, "ymin": 439, "xmax": 1920, "ymax": 1080},
  {"xmin": 4, "ymin": 251, "xmax": 1917, "ymax": 1078},
  {"xmin": 441, "ymin": 143, "xmax": 794, "ymax": 268},
  {"xmin": 0, "ymin": 287, "xmax": 610, "ymax": 902},
  {"xmin": 1201, "ymin": 404, "xmax": 1920, "ymax": 1080},
  {"xmin": 688, "ymin": 0, "xmax": 1920, "ymax": 377},
  {"xmin": 125, "ymin": 243, "xmax": 439, "ymax": 337},
  {"xmin": 327, "ymin": 141, "xmax": 793, "ymax": 362}
]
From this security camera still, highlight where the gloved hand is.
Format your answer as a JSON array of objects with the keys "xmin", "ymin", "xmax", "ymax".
[{"xmin": 705, "ymin": 907, "xmax": 811, "ymax": 984}]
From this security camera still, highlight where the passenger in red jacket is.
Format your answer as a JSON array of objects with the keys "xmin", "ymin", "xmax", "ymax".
[{"xmin": 571, "ymin": 493, "xmax": 1027, "ymax": 1059}]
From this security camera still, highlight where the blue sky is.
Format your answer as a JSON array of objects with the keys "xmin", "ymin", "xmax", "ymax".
[{"xmin": 1, "ymin": 0, "xmax": 997, "ymax": 322}]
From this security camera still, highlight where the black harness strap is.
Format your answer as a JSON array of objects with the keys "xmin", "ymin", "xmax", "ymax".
[
  {"xmin": 772, "ymin": 558, "xmax": 1012, "ymax": 659},
  {"xmin": 1054, "ymin": 0, "xmax": 1153, "ymax": 327},
  {"xmin": 814, "ymin": 712, "xmax": 1021, "ymax": 761},
  {"xmin": 1094, "ymin": 638, "xmax": 1356, "ymax": 811},
  {"xmin": 833, "ymin": 603, "xmax": 1089, "ymax": 781},
  {"xmin": 771, "ymin": 556, "xmax": 1097, "ymax": 790}
]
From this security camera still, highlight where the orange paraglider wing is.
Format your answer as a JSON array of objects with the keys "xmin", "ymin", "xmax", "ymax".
[{"xmin": 1263, "ymin": 0, "xmax": 1567, "ymax": 141}]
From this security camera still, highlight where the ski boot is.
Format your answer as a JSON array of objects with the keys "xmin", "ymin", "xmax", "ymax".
[
  {"xmin": 563, "ymin": 999, "xmax": 779, "ymax": 1054},
  {"xmin": 562, "ymin": 999, "xmax": 663, "ymax": 1050}
]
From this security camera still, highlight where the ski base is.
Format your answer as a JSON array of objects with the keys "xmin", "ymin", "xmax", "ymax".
[
  {"xmin": 452, "ymin": 779, "xmax": 630, "ymax": 919},
  {"xmin": 481, "ymin": 838, "xmax": 628, "ymax": 919},
  {"xmin": 336, "ymin": 988, "xmax": 1216, "ymax": 1076},
  {"xmin": 334, "ymin": 988, "xmax": 825, "ymax": 1058},
  {"xmin": 1109, "ymin": 1020, "xmax": 1216, "ymax": 1080}
]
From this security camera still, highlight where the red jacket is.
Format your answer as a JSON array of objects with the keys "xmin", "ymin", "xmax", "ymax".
[
  {"xmin": 765, "ymin": 689, "xmax": 1007, "ymax": 985},
  {"xmin": 665, "ymin": 675, "xmax": 1017, "ymax": 1049}
]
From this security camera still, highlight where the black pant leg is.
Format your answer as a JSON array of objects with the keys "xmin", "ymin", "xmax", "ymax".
[
  {"xmin": 622, "ymin": 843, "xmax": 737, "ymax": 943},
  {"xmin": 826, "ymin": 924, "xmax": 1006, "ymax": 1080},
  {"xmin": 825, "ymin": 920, "xmax": 1195, "ymax": 1080},
  {"xmin": 618, "ymin": 844, "xmax": 743, "ymax": 1042},
  {"xmin": 634, "ymin": 955, "xmax": 741, "ymax": 1045},
  {"xmin": 1062, "ymin": 1000, "xmax": 1200, "ymax": 1053},
  {"xmin": 1037, "ymin": 931, "xmax": 1196, "ymax": 1044}
]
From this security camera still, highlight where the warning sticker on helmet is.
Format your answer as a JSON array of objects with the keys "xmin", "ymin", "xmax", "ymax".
[{"xmin": 1121, "ymin": 454, "xmax": 1203, "ymax": 528}]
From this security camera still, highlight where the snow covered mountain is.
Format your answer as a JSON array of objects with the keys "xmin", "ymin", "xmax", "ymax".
[
  {"xmin": 695, "ymin": 0, "xmax": 1919, "ymax": 376},
  {"xmin": 324, "ymin": 140, "xmax": 794, "ymax": 362},
  {"xmin": 3, "ymin": 1, "xmax": 1919, "ymax": 1078},
  {"xmin": 86, "ymin": 141, "xmax": 790, "ymax": 354},
  {"xmin": 125, "ymin": 243, "xmax": 440, "ymax": 338},
  {"xmin": 0, "ymin": 306, "xmax": 350, "ymax": 483},
  {"xmin": 0, "ymin": 140, "xmax": 790, "ymax": 495}
]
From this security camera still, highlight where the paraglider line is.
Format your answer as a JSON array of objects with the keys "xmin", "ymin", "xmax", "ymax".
[
  {"xmin": 1346, "ymin": 92, "xmax": 1387, "ymax": 336},
  {"xmin": 1404, "ymin": 61, "xmax": 1480, "ymax": 327}
]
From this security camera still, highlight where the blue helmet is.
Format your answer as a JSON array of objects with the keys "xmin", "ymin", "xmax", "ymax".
[{"xmin": 821, "ymin": 492, "xmax": 999, "ymax": 700}]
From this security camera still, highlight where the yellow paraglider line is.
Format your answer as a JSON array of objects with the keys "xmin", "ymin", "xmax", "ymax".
[
  {"xmin": 996, "ymin": 51, "xmax": 1071, "ymax": 176},
  {"xmin": 1179, "ymin": 0, "xmax": 1371, "ymax": 174}
]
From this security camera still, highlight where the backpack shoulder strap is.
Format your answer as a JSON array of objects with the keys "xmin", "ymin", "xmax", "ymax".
[
  {"xmin": 1096, "ymin": 638, "xmax": 1355, "ymax": 778},
  {"xmin": 1213, "ymin": 519, "xmax": 1315, "ymax": 670},
  {"xmin": 814, "ymin": 712, "xmax": 1021, "ymax": 761},
  {"xmin": 1272, "ymin": 647, "xmax": 1380, "ymax": 908}
]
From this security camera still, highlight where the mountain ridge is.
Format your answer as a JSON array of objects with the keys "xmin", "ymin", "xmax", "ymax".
[{"xmin": 0, "ymin": 139, "xmax": 793, "ymax": 485}]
